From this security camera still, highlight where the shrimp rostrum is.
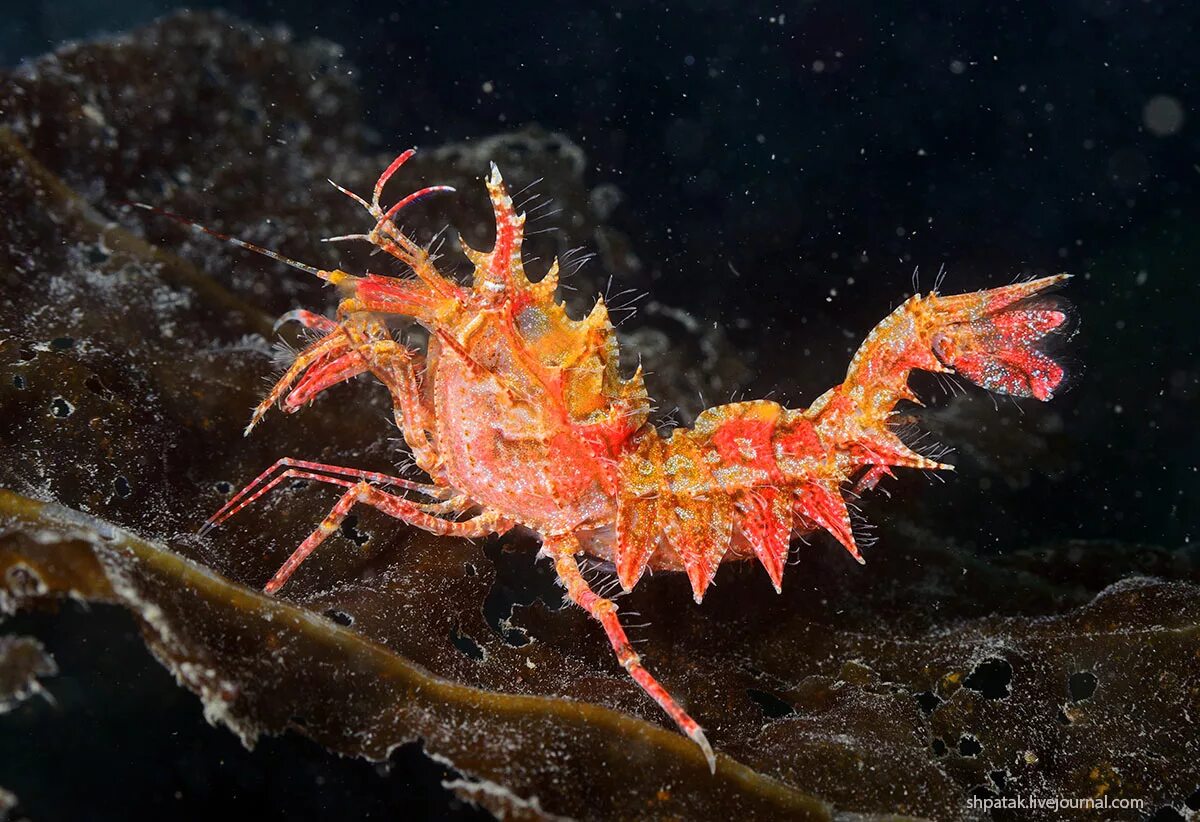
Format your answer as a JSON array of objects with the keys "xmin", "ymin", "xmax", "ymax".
[{"xmin": 183, "ymin": 150, "xmax": 1074, "ymax": 772}]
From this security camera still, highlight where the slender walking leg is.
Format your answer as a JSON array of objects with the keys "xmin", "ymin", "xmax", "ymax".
[
  {"xmin": 264, "ymin": 482, "xmax": 511, "ymax": 594},
  {"xmin": 203, "ymin": 458, "xmax": 450, "ymax": 534},
  {"xmin": 544, "ymin": 534, "xmax": 717, "ymax": 772}
]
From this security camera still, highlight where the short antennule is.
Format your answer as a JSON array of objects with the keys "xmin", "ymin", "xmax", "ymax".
[{"xmin": 126, "ymin": 201, "xmax": 338, "ymax": 282}]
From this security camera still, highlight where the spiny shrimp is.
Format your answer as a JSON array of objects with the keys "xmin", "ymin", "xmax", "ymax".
[{"xmin": 140, "ymin": 148, "xmax": 1073, "ymax": 772}]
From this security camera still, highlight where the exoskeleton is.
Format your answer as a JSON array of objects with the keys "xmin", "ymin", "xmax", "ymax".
[{"xmin": 161, "ymin": 150, "xmax": 1072, "ymax": 771}]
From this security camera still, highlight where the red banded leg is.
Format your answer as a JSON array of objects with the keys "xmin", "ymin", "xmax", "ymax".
[
  {"xmin": 326, "ymin": 149, "xmax": 460, "ymax": 300},
  {"xmin": 203, "ymin": 457, "xmax": 450, "ymax": 534},
  {"xmin": 247, "ymin": 331, "xmax": 351, "ymax": 434},
  {"xmin": 205, "ymin": 467, "xmax": 455, "ymax": 537},
  {"xmin": 304, "ymin": 325, "xmax": 443, "ymax": 482},
  {"xmin": 545, "ymin": 535, "xmax": 717, "ymax": 773},
  {"xmin": 371, "ymin": 150, "xmax": 457, "ymax": 229},
  {"xmin": 853, "ymin": 464, "xmax": 896, "ymax": 495},
  {"xmin": 366, "ymin": 150, "xmax": 457, "ymax": 296},
  {"xmin": 369, "ymin": 345, "xmax": 442, "ymax": 478},
  {"xmin": 264, "ymin": 482, "xmax": 510, "ymax": 594},
  {"xmin": 280, "ymin": 349, "xmax": 370, "ymax": 413},
  {"xmin": 274, "ymin": 309, "xmax": 339, "ymax": 334}
]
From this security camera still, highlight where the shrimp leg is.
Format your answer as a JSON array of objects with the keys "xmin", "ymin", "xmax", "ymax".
[
  {"xmin": 544, "ymin": 533, "xmax": 717, "ymax": 773},
  {"xmin": 264, "ymin": 483, "xmax": 511, "ymax": 594}
]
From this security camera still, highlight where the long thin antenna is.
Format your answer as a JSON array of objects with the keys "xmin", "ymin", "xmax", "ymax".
[{"xmin": 127, "ymin": 201, "xmax": 334, "ymax": 281}]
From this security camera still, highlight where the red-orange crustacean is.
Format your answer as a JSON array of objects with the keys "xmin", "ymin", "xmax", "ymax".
[{"xmin": 180, "ymin": 149, "xmax": 1072, "ymax": 771}]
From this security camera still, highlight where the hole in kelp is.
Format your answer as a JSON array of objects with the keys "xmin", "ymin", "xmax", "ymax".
[
  {"xmin": 113, "ymin": 476, "xmax": 133, "ymax": 498},
  {"xmin": 746, "ymin": 688, "xmax": 795, "ymax": 719},
  {"xmin": 324, "ymin": 609, "xmax": 354, "ymax": 627},
  {"xmin": 964, "ymin": 657, "xmax": 1012, "ymax": 699},
  {"xmin": 49, "ymin": 337, "xmax": 75, "ymax": 351},
  {"xmin": 495, "ymin": 618, "xmax": 531, "ymax": 647},
  {"xmin": 959, "ymin": 734, "xmax": 983, "ymax": 757},
  {"xmin": 915, "ymin": 690, "xmax": 941, "ymax": 716},
  {"xmin": 449, "ymin": 623, "xmax": 485, "ymax": 661},
  {"xmin": 50, "ymin": 397, "xmax": 74, "ymax": 418},
  {"xmin": 340, "ymin": 514, "xmax": 369, "ymax": 546},
  {"xmin": 932, "ymin": 738, "xmax": 947, "ymax": 757},
  {"xmin": 482, "ymin": 537, "xmax": 563, "ymax": 645},
  {"xmin": 1068, "ymin": 670, "xmax": 1098, "ymax": 702},
  {"xmin": 12, "ymin": 374, "xmax": 26, "ymax": 390}
]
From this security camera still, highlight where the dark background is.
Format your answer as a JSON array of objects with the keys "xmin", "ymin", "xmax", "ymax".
[{"xmin": 2, "ymin": 1, "xmax": 1198, "ymax": 819}]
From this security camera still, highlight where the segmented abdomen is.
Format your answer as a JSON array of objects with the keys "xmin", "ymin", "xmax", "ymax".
[
  {"xmin": 611, "ymin": 276, "xmax": 1072, "ymax": 602},
  {"xmin": 614, "ymin": 400, "xmax": 858, "ymax": 601}
]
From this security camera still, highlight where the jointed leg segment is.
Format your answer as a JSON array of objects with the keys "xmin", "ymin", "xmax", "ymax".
[
  {"xmin": 274, "ymin": 308, "xmax": 340, "ymax": 334},
  {"xmin": 246, "ymin": 331, "xmax": 352, "ymax": 435},
  {"xmin": 263, "ymin": 483, "xmax": 511, "ymax": 594},
  {"xmin": 545, "ymin": 535, "xmax": 717, "ymax": 773},
  {"xmin": 364, "ymin": 344, "xmax": 442, "ymax": 477},
  {"xmin": 202, "ymin": 457, "xmax": 452, "ymax": 535},
  {"xmin": 326, "ymin": 148, "xmax": 460, "ymax": 299}
]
